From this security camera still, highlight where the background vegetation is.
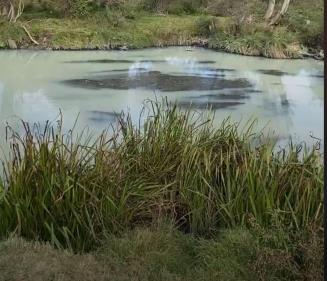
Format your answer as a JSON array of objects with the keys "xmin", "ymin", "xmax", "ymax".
[{"xmin": 0, "ymin": 0, "xmax": 324, "ymax": 57}]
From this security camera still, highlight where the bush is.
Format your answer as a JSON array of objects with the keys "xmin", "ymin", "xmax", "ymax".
[
  {"xmin": 98, "ymin": 0, "xmax": 141, "ymax": 26},
  {"xmin": 33, "ymin": 0, "xmax": 68, "ymax": 17},
  {"xmin": 104, "ymin": 6, "xmax": 126, "ymax": 26},
  {"xmin": 23, "ymin": 0, "xmax": 98, "ymax": 17},
  {"xmin": 142, "ymin": 0, "xmax": 165, "ymax": 12},
  {"xmin": 206, "ymin": 0, "xmax": 265, "ymax": 19},
  {"xmin": 167, "ymin": 0, "xmax": 199, "ymax": 15},
  {"xmin": 283, "ymin": 0, "xmax": 324, "ymax": 48},
  {"xmin": 195, "ymin": 15, "xmax": 217, "ymax": 36},
  {"xmin": 68, "ymin": 0, "xmax": 95, "ymax": 17}
]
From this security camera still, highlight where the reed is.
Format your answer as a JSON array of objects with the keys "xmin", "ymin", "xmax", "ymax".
[{"xmin": 0, "ymin": 100, "xmax": 323, "ymax": 251}]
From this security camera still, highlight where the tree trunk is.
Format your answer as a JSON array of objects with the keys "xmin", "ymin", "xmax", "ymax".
[
  {"xmin": 264, "ymin": 0, "xmax": 275, "ymax": 20},
  {"xmin": 269, "ymin": 0, "xmax": 291, "ymax": 25}
]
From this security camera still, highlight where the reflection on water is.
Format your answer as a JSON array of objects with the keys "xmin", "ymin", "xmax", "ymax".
[
  {"xmin": 0, "ymin": 47, "xmax": 324, "ymax": 151},
  {"xmin": 13, "ymin": 90, "xmax": 59, "ymax": 122},
  {"xmin": 87, "ymin": 110, "xmax": 121, "ymax": 124}
]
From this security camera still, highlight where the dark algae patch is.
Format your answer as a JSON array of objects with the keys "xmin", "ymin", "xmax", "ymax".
[
  {"xmin": 195, "ymin": 67, "xmax": 236, "ymax": 72},
  {"xmin": 65, "ymin": 59, "xmax": 216, "ymax": 64},
  {"xmin": 309, "ymin": 74, "xmax": 324, "ymax": 78},
  {"xmin": 186, "ymin": 91, "xmax": 252, "ymax": 101},
  {"xmin": 87, "ymin": 111, "xmax": 121, "ymax": 124},
  {"xmin": 258, "ymin": 69, "xmax": 324, "ymax": 78},
  {"xmin": 62, "ymin": 71, "xmax": 252, "ymax": 92},
  {"xmin": 179, "ymin": 86, "xmax": 255, "ymax": 110},
  {"xmin": 257, "ymin": 69, "xmax": 291, "ymax": 76},
  {"xmin": 191, "ymin": 60, "xmax": 216, "ymax": 64},
  {"xmin": 91, "ymin": 68, "xmax": 148, "ymax": 74},
  {"xmin": 65, "ymin": 59, "xmax": 136, "ymax": 64},
  {"xmin": 173, "ymin": 68, "xmax": 237, "ymax": 78},
  {"xmin": 177, "ymin": 100, "xmax": 244, "ymax": 110}
]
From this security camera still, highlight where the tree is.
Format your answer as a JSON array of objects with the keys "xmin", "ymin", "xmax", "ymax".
[
  {"xmin": 264, "ymin": 0, "xmax": 275, "ymax": 20},
  {"xmin": 265, "ymin": 0, "xmax": 291, "ymax": 26}
]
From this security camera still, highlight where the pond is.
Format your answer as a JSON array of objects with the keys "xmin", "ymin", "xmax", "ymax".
[{"xmin": 0, "ymin": 47, "xmax": 324, "ymax": 151}]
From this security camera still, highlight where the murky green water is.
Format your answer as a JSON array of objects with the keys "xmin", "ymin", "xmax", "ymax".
[{"xmin": 0, "ymin": 47, "xmax": 324, "ymax": 150}]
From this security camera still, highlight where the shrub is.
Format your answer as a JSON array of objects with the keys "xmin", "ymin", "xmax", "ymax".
[
  {"xmin": 195, "ymin": 15, "xmax": 217, "ymax": 36},
  {"xmin": 68, "ymin": 0, "xmax": 98, "ymax": 17},
  {"xmin": 167, "ymin": 0, "xmax": 199, "ymax": 15},
  {"xmin": 142, "ymin": 0, "xmax": 166, "ymax": 12},
  {"xmin": 283, "ymin": 0, "xmax": 324, "ymax": 48},
  {"xmin": 104, "ymin": 6, "xmax": 126, "ymax": 26},
  {"xmin": 206, "ymin": 0, "xmax": 265, "ymax": 19},
  {"xmin": 23, "ymin": 0, "xmax": 97, "ymax": 17}
]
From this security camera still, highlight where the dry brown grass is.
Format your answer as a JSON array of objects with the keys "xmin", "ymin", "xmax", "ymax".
[
  {"xmin": 0, "ymin": 238, "xmax": 110, "ymax": 281},
  {"xmin": 0, "ymin": 225, "xmax": 323, "ymax": 281}
]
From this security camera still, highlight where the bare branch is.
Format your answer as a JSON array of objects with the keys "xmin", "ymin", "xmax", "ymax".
[{"xmin": 21, "ymin": 24, "xmax": 39, "ymax": 45}]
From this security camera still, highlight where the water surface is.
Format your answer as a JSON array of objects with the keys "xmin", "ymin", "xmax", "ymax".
[{"xmin": 0, "ymin": 47, "xmax": 323, "ymax": 151}]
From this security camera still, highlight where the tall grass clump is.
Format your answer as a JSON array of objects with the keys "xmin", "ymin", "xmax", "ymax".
[
  {"xmin": 0, "ymin": 100, "xmax": 323, "ymax": 251},
  {"xmin": 208, "ymin": 24, "xmax": 302, "ymax": 58}
]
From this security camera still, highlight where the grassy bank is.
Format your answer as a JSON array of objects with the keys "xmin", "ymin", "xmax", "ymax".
[
  {"xmin": 0, "ymin": 15, "xmax": 202, "ymax": 50},
  {"xmin": 0, "ymin": 0, "xmax": 323, "ymax": 58},
  {"xmin": 0, "ymin": 224, "xmax": 323, "ymax": 281}
]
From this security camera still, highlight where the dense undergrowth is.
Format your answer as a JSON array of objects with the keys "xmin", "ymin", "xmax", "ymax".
[{"xmin": 0, "ymin": 0, "xmax": 323, "ymax": 58}]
